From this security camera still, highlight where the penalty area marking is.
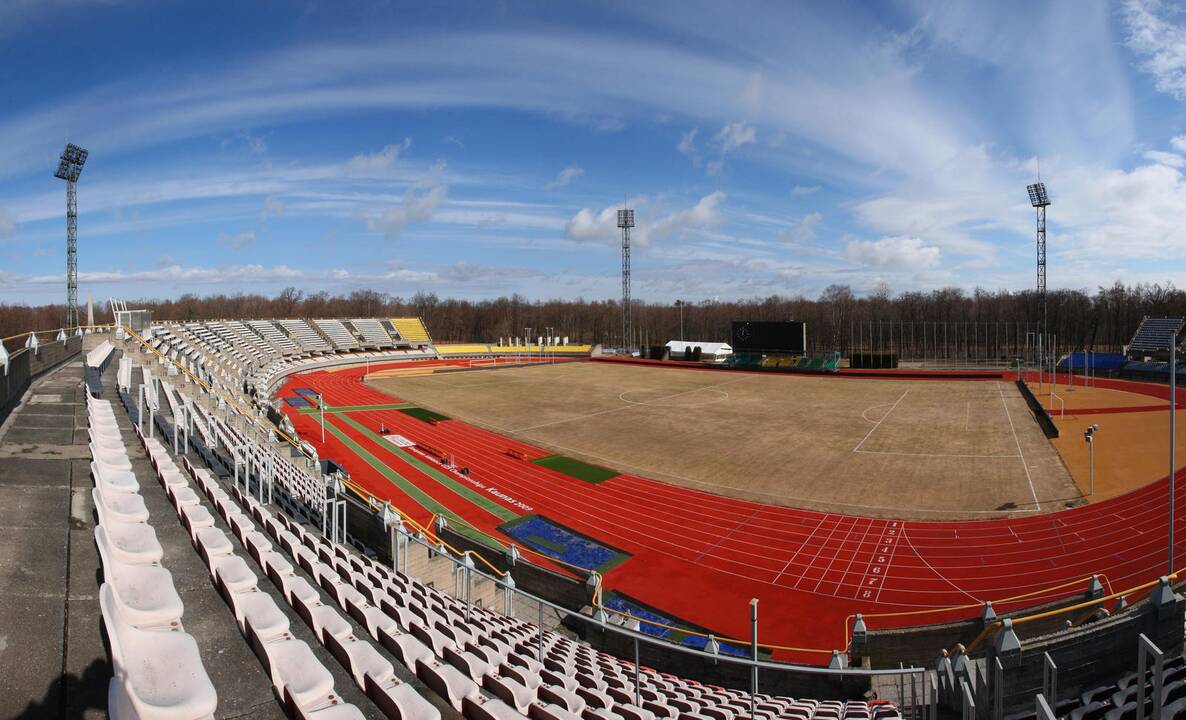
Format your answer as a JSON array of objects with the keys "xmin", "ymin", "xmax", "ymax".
[{"xmin": 852, "ymin": 389, "xmax": 909, "ymax": 453}]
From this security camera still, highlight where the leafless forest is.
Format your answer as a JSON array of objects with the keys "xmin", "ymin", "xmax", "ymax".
[{"xmin": 3, "ymin": 282, "xmax": 1185, "ymax": 355}]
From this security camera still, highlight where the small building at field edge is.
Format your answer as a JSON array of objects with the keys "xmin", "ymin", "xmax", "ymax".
[{"xmin": 665, "ymin": 340, "xmax": 733, "ymax": 362}]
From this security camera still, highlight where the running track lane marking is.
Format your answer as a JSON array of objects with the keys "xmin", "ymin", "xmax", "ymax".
[
  {"xmin": 512, "ymin": 375, "xmax": 753, "ymax": 433},
  {"xmin": 834, "ymin": 518, "xmax": 878, "ymax": 598},
  {"xmin": 313, "ymin": 413, "xmax": 504, "ymax": 548},
  {"xmin": 793, "ymin": 515, "xmax": 846, "ymax": 591},
  {"xmin": 870, "ymin": 521, "xmax": 902, "ymax": 602},
  {"xmin": 852, "ymin": 388, "xmax": 910, "ymax": 452},
  {"xmin": 998, "ymin": 382, "xmax": 1041, "ymax": 508},
  {"xmin": 692, "ymin": 507, "xmax": 761, "ymax": 563},
  {"xmin": 895, "ymin": 525, "xmax": 981, "ymax": 604},
  {"xmin": 812, "ymin": 515, "xmax": 867, "ymax": 594},
  {"xmin": 771, "ymin": 514, "xmax": 828, "ymax": 584}
]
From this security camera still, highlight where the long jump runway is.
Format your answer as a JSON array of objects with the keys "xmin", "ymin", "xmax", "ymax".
[{"xmin": 278, "ymin": 362, "xmax": 1186, "ymax": 663}]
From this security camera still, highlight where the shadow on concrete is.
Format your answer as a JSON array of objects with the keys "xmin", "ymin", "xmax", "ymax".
[{"xmin": 13, "ymin": 657, "xmax": 109, "ymax": 719}]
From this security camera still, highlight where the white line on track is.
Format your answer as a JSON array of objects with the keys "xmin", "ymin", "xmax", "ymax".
[
  {"xmin": 896, "ymin": 525, "xmax": 981, "ymax": 603},
  {"xmin": 999, "ymin": 381, "xmax": 1041, "ymax": 508},
  {"xmin": 771, "ymin": 514, "xmax": 828, "ymax": 584},
  {"xmin": 852, "ymin": 388, "xmax": 909, "ymax": 453}
]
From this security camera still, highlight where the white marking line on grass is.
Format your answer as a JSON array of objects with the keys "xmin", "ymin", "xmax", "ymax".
[
  {"xmin": 852, "ymin": 388, "xmax": 909, "ymax": 453},
  {"xmin": 999, "ymin": 382, "xmax": 1041, "ymax": 509},
  {"xmin": 965, "ymin": 401, "xmax": 971, "ymax": 431},
  {"xmin": 852, "ymin": 449, "xmax": 1020, "ymax": 459},
  {"xmin": 513, "ymin": 375, "xmax": 750, "ymax": 433}
]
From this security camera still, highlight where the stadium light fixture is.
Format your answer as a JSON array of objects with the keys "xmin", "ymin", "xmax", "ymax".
[{"xmin": 1026, "ymin": 182, "xmax": 1050, "ymax": 208}]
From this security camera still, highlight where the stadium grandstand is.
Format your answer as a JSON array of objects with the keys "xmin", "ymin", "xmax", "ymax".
[{"xmin": 4, "ymin": 305, "xmax": 1186, "ymax": 720}]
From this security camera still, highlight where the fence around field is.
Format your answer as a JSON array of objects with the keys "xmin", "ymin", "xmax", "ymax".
[{"xmin": 845, "ymin": 321, "xmax": 1119, "ymax": 369}]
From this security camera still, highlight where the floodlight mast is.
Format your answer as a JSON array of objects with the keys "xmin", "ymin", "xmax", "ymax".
[
  {"xmin": 618, "ymin": 208, "xmax": 634, "ymax": 351},
  {"xmin": 54, "ymin": 143, "xmax": 89, "ymax": 329},
  {"xmin": 1027, "ymin": 182, "xmax": 1050, "ymax": 365}
]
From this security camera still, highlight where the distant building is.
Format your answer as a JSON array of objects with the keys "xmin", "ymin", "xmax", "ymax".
[{"xmin": 665, "ymin": 340, "xmax": 733, "ymax": 363}]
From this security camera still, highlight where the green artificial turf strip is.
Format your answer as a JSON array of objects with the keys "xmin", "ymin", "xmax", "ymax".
[
  {"xmin": 315, "ymin": 415, "xmax": 504, "ymax": 550},
  {"xmin": 334, "ymin": 413, "xmax": 520, "ymax": 522},
  {"xmin": 399, "ymin": 406, "xmax": 451, "ymax": 423},
  {"xmin": 531, "ymin": 454, "xmax": 619, "ymax": 484},
  {"xmin": 298, "ymin": 402, "xmax": 415, "ymax": 414}
]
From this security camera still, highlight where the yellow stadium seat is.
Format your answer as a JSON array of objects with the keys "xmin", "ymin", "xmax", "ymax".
[{"xmin": 391, "ymin": 318, "xmax": 431, "ymax": 343}]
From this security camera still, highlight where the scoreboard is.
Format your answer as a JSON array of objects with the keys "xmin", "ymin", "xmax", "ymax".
[{"xmin": 731, "ymin": 321, "xmax": 807, "ymax": 353}]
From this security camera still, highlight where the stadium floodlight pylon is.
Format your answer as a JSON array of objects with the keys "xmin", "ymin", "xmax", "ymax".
[
  {"xmin": 618, "ymin": 208, "xmax": 634, "ymax": 351},
  {"xmin": 1027, "ymin": 181, "xmax": 1050, "ymax": 355},
  {"xmin": 54, "ymin": 143, "xmax": 89, "ymax": 329}
]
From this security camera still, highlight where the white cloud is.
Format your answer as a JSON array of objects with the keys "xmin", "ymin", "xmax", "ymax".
[
  {"xmin": 645, "ymin": 192, "xmax": 725, "ymax": 243},
  {"xmin": 347, "ymin": 138, "xmax": 412, "ymax": 175},
  {"xmin": 1144, "ymin": 150, "xmax": 1186, "ymax": 167},
  {"xmin": 544, "ymin": 166, "xmax": 584, "ymax": 190},
  {"xmin": 1124, "ymin": 0, "xmax": 1186, "ymax": 99},
  {"xmin": 782, "ymin": 212, "xmax": 822, "ymax": 244},
  {"xmin": 443, "ymin": 135, "xmax": 465, "ymax": 149},
  {"xmin": 367, "ymin": 162, "xmax": 449, "ymax": 239},
  {"xmin": 845, "ymin": 236, "xmax": 940, "ymax": 270},
  {"xmin": 790, "ymin": 185, "xmax": 820, "ymax": 196},
  {"xmin": 714, "ymin": 121, "xmax": 756, "ymax": 153},
  {"xmin": 0, "ymin": 208, "xmax": 14, "ymax": 238},
  {"xmin": 1172, "ymin": 135, "xmax": 1186, "ymax": 154},
  {"xmin": 565, "ymin": 192, "xmax": 725, "ymax": 246}
]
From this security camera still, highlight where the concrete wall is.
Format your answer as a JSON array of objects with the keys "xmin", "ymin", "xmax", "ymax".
[
  {"xmin": 0, "ymin": 336, "xmax": 82, "ymax": 427},
  {"xmin": 989, "ymin": 595, "xmax": 1184, "ymax": 716},
  {"xmin": 1015, "ymin": 378, "xmax": 1059, "ymax": 438}
]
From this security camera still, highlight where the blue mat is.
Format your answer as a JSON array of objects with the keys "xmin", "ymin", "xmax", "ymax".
[
  {"xmin": 293, "ymin": 387, "xmax": 318, "ymax": 399},
  {"xmin": 498, "ymin": 515, "xmax": 630, "ymax": 573},
  {"xmin": 285, "ymin": 396, "xmax": 311, "ymax": 407},
  {"xmin": 601, "ymin": 593, "xmax": 749, "ymax": 657}
]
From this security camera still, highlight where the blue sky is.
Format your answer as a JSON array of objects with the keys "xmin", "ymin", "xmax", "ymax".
[{"xmin": 4, "ymin": 0, "xmax": 1186, "ymax": 304}]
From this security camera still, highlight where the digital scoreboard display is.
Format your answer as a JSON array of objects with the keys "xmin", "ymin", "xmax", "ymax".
[{"xmin": 731, "ymin": 321, "xmax": 807, "ymax": 353}]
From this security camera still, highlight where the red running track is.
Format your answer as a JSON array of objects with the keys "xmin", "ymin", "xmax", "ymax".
[{"xmin": 278, "ymin": 361, "xmax": 1186, "ymax": 663}]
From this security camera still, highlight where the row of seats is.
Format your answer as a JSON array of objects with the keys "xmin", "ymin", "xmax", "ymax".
[
  {"xmin": 88, "ymin": 394, "xmax": 219, "ymax": 719},
  {"xmin": 280, "ymin": 319, "xmax": 332, "ymax": 353},
  {"xmin": 315, "ymin": 320, "xmax": 361, "ymax": 350},
  {"xmin": 1046, "ymin": 654, "xmax": 1186, "ymax": 720},
  {"xmin": 125, "ymin": 399, "xmax": 370, "ymax": 719},
  {"xmin": 216, "ymin": 453, "xmax": 900, "ymax": 720}
]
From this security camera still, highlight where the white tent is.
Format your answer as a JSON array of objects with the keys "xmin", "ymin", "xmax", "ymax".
[{"xmin": 665, "ymin": 340, "xmax": 733, "ymax": 362}]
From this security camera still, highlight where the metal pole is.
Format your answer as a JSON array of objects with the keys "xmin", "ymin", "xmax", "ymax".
[
  {"xmin": 634, "ymin": 636, "xmax": 641, "ymax": 708},
  {"xmin": 1171, "ymin": 342, "xmax": 1177, "ymax": 575},
  {"xmin": 319, "ymin": 393, "xmax": 325, "ymax": 443},
  {"xmin": 750, "ymin": 598, "xmax": 759, "ymax": 719},
  {"xmin": 1089, "ymin": 436, "xmax": 1095, "ymax": 497}
]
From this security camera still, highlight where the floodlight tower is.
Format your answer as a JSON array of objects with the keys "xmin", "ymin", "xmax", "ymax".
[
  {"xmin": 54, "ymin": 143, "xmax": 89, "ymax": 329},
  {"xmin": 1027, "ymin": 181, "xmax": 1050, "ymax": 355},
  {"xmin": 618, "ymin": 208, "xmax": 634, "ymax": 350}
]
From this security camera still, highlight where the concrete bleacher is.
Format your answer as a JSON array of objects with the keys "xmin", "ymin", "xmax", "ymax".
[
  {"xmin": 350, "ymin": 318, "xmax": 395, "ymax": 347},
  {"xmin": 1127, "ymin": 317, "xmax": 1185, "ymax": 357},
  {"xmin": 279, "ymin": 319, "xmax": 332, "ymax": 353},
  {"xmin": 315, "ymin": 319, "xmax": 361, "ymax": 351}
]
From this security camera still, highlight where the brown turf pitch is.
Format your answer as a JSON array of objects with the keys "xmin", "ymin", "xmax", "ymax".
[{"xmin": 366, "ymin": 361, "xmax": 1084, "ymax": 519}]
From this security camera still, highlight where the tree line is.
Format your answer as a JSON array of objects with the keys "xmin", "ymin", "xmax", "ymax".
[{"xmin": 3, "ymin": 282, "xmax": 1185, "ymax": 355}]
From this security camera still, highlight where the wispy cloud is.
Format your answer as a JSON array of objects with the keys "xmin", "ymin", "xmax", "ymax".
[{"xmin": 544, "ymin": 165, "xmax": 584, "ymax": 190}]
